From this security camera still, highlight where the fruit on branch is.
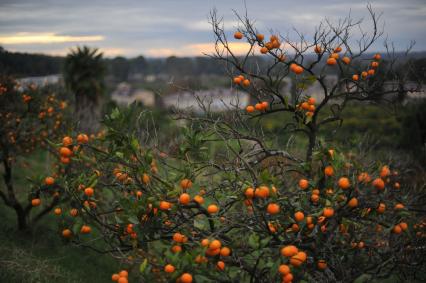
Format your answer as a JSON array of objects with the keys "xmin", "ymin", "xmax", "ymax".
[
  {"xmin": 348, "ymin": 197, "xmax": 359, "ymax": 208},
  {"xmin": 62, "ymin": 136, "xmax": 73, "ymax": 146},
  {"xmin": 324, "ymin": 165, "xmax": 334, "ymax": 176},
  {"xmin": 234, "ymin": 31, "xmax": 243, "ymax": 39},
  {"xmin": 59, "ymin": 146, "xmax": 72, "ymax": 157},
  {"xmin": 180, "ymin": 273, "xmax": 193, "ymax": 283},
  {"xmin": 31, "ymin": 198, "xmax": 41, "ymax": 206},
  {"xmin": 314, "ymin": 45, "xmax": 322, "ymax": 54},
  {"xmin": 80, "ymin": 225, "xmax": 91, "ymax": 234},
  {"xmin": 242, "ymin": 79, "xmax": 250, "ymax": 87},
  {"xmin": 179, "ymin": 193, "xmax": 191, "ymax": 205},
  {"xmin": 246, "ymin": 105, "xmax": 255, "ymax": 113},
  {"xmin": 44, "ymin": 176, "xmax": 55, "ymax": 185},
  {"xmin": 372, "ymin": 178, "xmax": 385, "ymax": 190},
  {"xmin": 298, "ymin": 179, "xmax": 309, "ymax": 190},
  {"xmin": 77, "ymin": 133, "xmax": 89, "ymax": 144},
  {"xmin": 294, "ymin": 211, "xmax": 305, "ymax": 222},
  {"xmin": 290, "ymin": 63, "xmax": 304, "ymax": 74},
  {"xmin": 281, "ymin": 245, "xmax": 299, "ymax": 257},
  {"xmin": 62, "ymin": 229, "xmax": 72, "ymax": 238},
  {"xmin": 207, "ymin": 204, "xmax": 219, "ymax": 214},
  {"xmin": 327, "ymin": 58, "xmax": 337, "ymax": 66},
  {"xmin": 334, "ymin": 46, "xmax": 342, "ymax": 53},
  {"xmin": 84, "ymin": 187, "xmax": 94, "ymax": 197},
  {"xmin": 267, "ymin": 203, "xmax": 280, "ymax": 214},
  {"xmin": 342, "ymin": 56, "xmax": 351, "ymax": 65},
  {"xmin": 330, "ymin": 53, "xmax": 339, "ymax": 59},
  {"xmin": 323, "ymin": 207, "xmax": 335, "ymax": 218},
  {"xmin": 180, "ymin": 178, "xmax": 193, "ymax": 190},
  {"xmin": 338, "ymin": 177, "xmax": 351, "ymax": 189},
  {"xmin": 371, "ymin": 61, "xmax": 379, "ymax": 68},
  {"xmin": 377, "ymin": 202, "xmax": 386, "ymax": 213}
]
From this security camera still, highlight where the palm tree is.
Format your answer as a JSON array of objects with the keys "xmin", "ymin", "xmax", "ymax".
[{"xmin": 63, "ymin": 46, "xmax": 106, "ymax": 132}]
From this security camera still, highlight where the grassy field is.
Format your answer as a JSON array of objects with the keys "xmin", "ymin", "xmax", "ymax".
[
  {"xmin": 0, "ymin": 205, "xmax": 120, "ymax": 283},
  {"xmin": 0, "ymin": 150, "xmax": 120, "ymax": 283}
]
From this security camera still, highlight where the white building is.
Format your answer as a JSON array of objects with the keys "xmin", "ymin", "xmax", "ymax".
[{"xmin": 162, "ymin": 88, "xmax": 250, "ymax": 113}]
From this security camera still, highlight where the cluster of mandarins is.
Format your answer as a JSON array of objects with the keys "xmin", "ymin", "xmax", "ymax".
[
  {"xmin": 278, "ymin": 245, "xmax": 308, "ymax": 282},
  {"xmin": 111, "ymin": 270, "xmax": 129, "ymax": 283},
  {"xmin": 315, "ymin": 44, "xmax": 382, "ymax": 81},
  {"xmin": 57, "ymin": 134, "xmax": 89, "ymax": 164},
  {"xmin": 245, "ymin": 101, "xmax": 269, "ymax": 113},
  {"xmin": 353, "ymin": 53, "xmax": 381, "ymax": 81},
  {"xmin": 160, "ymin": 237, "xmax": 232, "ymax": 282},
  {"xmin": 0, "ymin": 77, "xmax": 68, "ymax": 160},
  {"xmin": 233, "ymin": 30, "xmax": 382, "ymax": 82},
  {"xmin": 233, "ymin": 74, "xmax": 250, "ymax": 87},
  {"xmin": 30, "ymin": 133, "xmax": 93, "ymax": 209},
  {"xmin": 234, "ymin": 31, "xmax": 283, "ymax": 57},
  {"xmin": 296, "ymin": 97, "xmax": 316, "ymax": 117}
]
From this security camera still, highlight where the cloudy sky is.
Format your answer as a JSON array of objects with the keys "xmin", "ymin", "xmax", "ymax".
[{"xmin": 0, "ymin": 0, "xmax": 425, "ymax": 58}]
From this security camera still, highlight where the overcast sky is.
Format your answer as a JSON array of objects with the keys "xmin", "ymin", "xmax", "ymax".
[{"xmin": 0, "ymin": 0, "xmax": 425, "ymax": 58}]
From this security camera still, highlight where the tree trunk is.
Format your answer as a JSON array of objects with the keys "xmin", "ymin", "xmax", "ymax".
[
  {"xmin": 75, "ymin": 93, "xmax": 101, "ymax": 133},
  {"xmin": 305, "ymin": 128, "xmax": 317, "ymax": 176},
  {"xmin": 2, "ymin": 158, "xmax": 29, "ymax": 230},
  {"xmin": 16, "ymin": 209, "xmax": 28, "ymax": 230}
]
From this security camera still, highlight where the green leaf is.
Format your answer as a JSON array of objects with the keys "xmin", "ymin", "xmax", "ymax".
[
  {"xmin": 131, "ymin": 137, "xmax": 140, "ymax": 152},
  {"xmin": 110, "ymin": 108, "xmax": 120, "ymax": 119},
  {"xmin": 87, "ymin": 174, "xmax": 98, "ymax": 188},
  {"xmin": 139, "ymin": 259, "xmax": 148, "ymax": 273},
  {"xmin": 260, "ymin": 236, "xmax": 272, "ymax": 248},
  {"xmin": 353, "ymin": 274, "xmax": 372, "ymax": 283},
  {"xmin": 194, "ymin": 218, "xmax": 207, "ymax": 230},
  {"xmin": 248, "ymin": 233, "xmax": 260, "ymax": 249},
  {"xmin": 128, "ymin": 216, "xmax": 139, "ymax": 224},
  {"xmin": 145, "ymin": 150, "xmax": 153, "ymax": 164},
  {"xmin": 45, "ymin": 138, "xmax": 60, "ymax": 148}
]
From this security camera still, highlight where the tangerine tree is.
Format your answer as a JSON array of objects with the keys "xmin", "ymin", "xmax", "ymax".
[
  {"xmin": 41, "ymin": 6, "xmax": 424, "ymax": 283},
  {"xmin": 0, "ymin": 76, "xmax": 70, "ymax": 230}
]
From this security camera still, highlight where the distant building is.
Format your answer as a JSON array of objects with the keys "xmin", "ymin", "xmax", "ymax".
[
  {"xmin": 111, "ymin": 82, "xmax": 132, "ymax": 97},
  {"xmin": 162, "ymin": 88, "xmax": 250, "ymax": 113},
  {"xmin": 111, "ymin": 84, "xmax": 156, "ymax": 107},
  {"xmin": 403, "ymin": 83, "xmax": 426, "ymax": 104},
  {"xmin": 16, "ymin": 74, "xmax": 62, "ymax": 90}
]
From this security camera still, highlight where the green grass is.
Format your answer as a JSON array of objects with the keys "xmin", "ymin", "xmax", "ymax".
[
  {"xmin": 0, "ymin": 150, "xmax": 120, "ymax": 283},
  {"xmin": 0, "ymin": 203, "xmax": 120, "ymax": 283}
]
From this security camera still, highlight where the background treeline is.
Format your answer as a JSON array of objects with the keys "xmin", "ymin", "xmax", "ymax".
[{"xmin": 1, "ymin": 46, "xmax": 425, "ymax": 83}]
